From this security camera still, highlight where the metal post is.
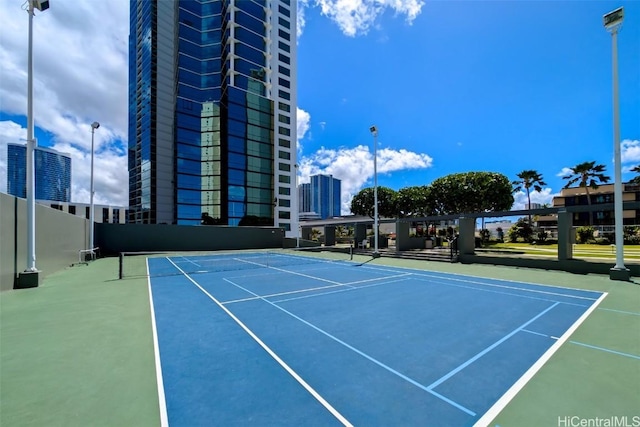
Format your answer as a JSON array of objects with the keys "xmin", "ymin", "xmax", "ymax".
[
  {"xmin": 89, "ymin": 122, "xmax": 99, "ymax": 256},
  {"xmin": 611, "ymin": 28, "xmax": 625, "ymax": 271},
  {"xmin": 26, "ymin": 0, "xmax": 36, "ymax": 272},
  {"xmin": 370, "ymin": 126, "xmax": 379, "ymax": 256},
  {"xmin": 604, "ymin": 7, "xmax": 629, "ymax": 280}
]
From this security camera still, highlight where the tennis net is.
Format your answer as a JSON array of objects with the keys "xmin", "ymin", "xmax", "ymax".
[{"xmin": 118, "ymin": 249, "xmax": 340, "ymax": 279}]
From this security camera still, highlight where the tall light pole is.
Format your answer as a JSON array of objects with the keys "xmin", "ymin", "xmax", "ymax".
[
  {"xmin": 604, "ymin": 7, "xmax": 629, "ymax": 281},
  {"xmin": 89, "ymin": 122, "xmax": 100, "ymax": 256},
  {"xmin": 370, "ymin": 125, "xmax": 379, "ymax": 256},
  {"xmin": 18, "ymin": 0, "xmax": 50, "ymax": 288}
]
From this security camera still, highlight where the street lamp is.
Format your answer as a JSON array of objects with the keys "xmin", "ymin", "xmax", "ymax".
[
  {"xmin": 370, "ymin": 125, "xmax": 379, "ymax": 256},
  {"xmin": 89, "ymin": 121, "xmax": 100, "ymax": 257},
  {"xmin": 604, "ymin": 7, "xmax": 629, "ymax": 281},
  {"xmin": 18, "ymin": 0, "xmax": 50, "ymax": 288}
]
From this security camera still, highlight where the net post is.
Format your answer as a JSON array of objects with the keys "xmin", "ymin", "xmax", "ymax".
[
  {"xmin": 350, "ymin": 241, "xmax": 353, "ymax": 261},
  {"xmin": 118, "ymin": 252, "xmax": 124, "ymax": 279}
]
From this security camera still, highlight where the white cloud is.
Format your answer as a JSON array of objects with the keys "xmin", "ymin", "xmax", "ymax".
[
  {"xmin": 296, "ymin": 107, "xmax": 311, "ymax": 151},
  {"xmin": 0, "ymin": 0, "xmax": 129, "ymax": 206},
  {"xmin": 298, "ymin": 145, "xmax": 432, "ymax": 214},
  {"xmin": 557, "ymin": 167, "xmax": 573, "ymax": 178},
  {"xmin": 621, "ymin": 139, "xmax": 640, "ymax": 164},
  {"xmin": 315, "ymin": 0, "xmax": 424, "ymax": 37},
  {"xmin": 512, "ymin": 188, "xmax": 556, "ymax": 211},
  {"xmin": 297, "ymin": 0, "xmax": 311, "ymax": 38}
]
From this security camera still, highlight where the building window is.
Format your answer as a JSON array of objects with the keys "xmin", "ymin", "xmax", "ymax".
[
  {"xmin": 278, "ymin": 78, "xmax": 290, "ymax": 89},
  {"xmin": 279, "ymin": 162, "xmax": 291, "ymax": 172},
  {"xmin": 278, "ymin": 90, "xmax": 290, "ymax": 100},
  {"xmin": 278, "ymin": 126, "xmax": 291, "ymax": 136},
  {"xmin": 278, "ymin": 41, "xmax": 290, "ymax": 52},
  {"xmin": 278, "ymin": 150, "xmax": 290, "ymax": 160},
  {"xmin": 69, "ymin": 205, "xmax": 76, "ymax": 215},
  {"xmin": 278, "ymin": 29, "xmax": 289, "ymax": 40},
  {"xmin": 278, "ymin": 65, "xmax": 290, "ymax": 77},
  {"xmin": 278, "ymin": 4, "xmax": 289, "ymax": 16},
  {"xmin": 279, "ymin": 175, "xmax": 291, "ymax": 184},
  {"xmin": 278, "ymin": 101, "xmax": 290, "ymax": 112},
  {"xmin": 278, "ymin": 114, "xmax": 290, "ymax": 124},
  {"xmin": 103, "ymin": 208, "xmax": 109, "ymax": 223},
  {"xmin": 279, "ymin": 187, "xmax": 290, "ymax": 195},
  {"xmin": 278, "ymin": 53, "xmax": 290, "ymax": 64},
  {"xmin": 278, "ymin": 211, "xmax": 291, "ymax": 219},
  {"xmin": 279, "ymin": 138, "xmax": 291, "ymax": 148},
  {"xmin": 279, "ymin": 199, "xmax": 291, "ymax": 207}
]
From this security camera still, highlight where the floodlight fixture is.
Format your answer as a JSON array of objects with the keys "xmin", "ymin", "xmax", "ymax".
[{"xmin": 603, "ymin": 7, "xmax": 623, "ymax": 31}]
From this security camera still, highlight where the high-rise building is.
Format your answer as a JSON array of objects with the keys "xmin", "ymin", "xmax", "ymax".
[
  {"xmin": 309, "ymin": 174, "xmax": 341, "ymax": 220},
  {"xmin": 128, "ymin": 0, "xmax": 298, "ymax": 235},
  {"xmin": 6, "ymin": 143, "xmax": 71, "ymax": 202},
  {"xmin": 298, "ymin": 182, "xmax": 311, "ymax": 213}
]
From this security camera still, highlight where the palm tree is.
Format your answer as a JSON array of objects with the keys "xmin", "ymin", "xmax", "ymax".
[
  {"xmin": 562, "ymin": 161, "xmax": 611, "ymax": 226},
  {"xmin": 512, "ymin": 170, "xmax": 546, "ymax": 225},
  {"xmin": 629, "ymin": 165, "xmax": 640, "ymax": 184}
]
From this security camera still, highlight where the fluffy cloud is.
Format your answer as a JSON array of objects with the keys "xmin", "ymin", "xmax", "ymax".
[
  {"xmin": 0, "ymin": 0, "xmax": 129, "ymax": 206},
  {"xmin": 621, "ymin": 139, "xmax": 640, "ymax": 164},
  {"xmin": 299, "ymin": 0, "xmax": 424, "ymax": 37},
  {"xmin": 296, "ymin": 107, "xmax": 311, "ymax": 151},
  {"xmin": 298, "ymin": 145, "xmax": 432, "ymax": 214},
  {"xmin": 556, "ymin": 167, "xmax": 573, "ymax": 178},
  {"xmin": 512, "ymin": 188, "xmax": 556, "ymax": 211}
]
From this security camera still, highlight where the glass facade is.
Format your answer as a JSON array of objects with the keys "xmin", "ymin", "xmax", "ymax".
[
  {"xmin": 7, "ymin": 143, "xmax": 71, "ymax": 202},
  {"xmin": 310, "ymin": 174, "xmax": 341, "ymax": 219},
  {"xmin": 129, "ymin": 0, "xmax": 295, "ymax": 229}
]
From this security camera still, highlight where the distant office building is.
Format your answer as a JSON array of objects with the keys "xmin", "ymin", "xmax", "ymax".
[
  {"xmin": 7, "ymin": 143, "xmax": 71, "ymax": 202},
  {"xmin": 298, "ymin": 183, "xmax": 311, "ymax": 213},
  {"xmin": 309, "ymin": 174, "xmax": 341, "ymax": 220}
]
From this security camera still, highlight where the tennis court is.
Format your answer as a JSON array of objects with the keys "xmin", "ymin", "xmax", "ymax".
[{"xmin": 146, "ymin": 251, "xmax": 605, "ymax": 426}]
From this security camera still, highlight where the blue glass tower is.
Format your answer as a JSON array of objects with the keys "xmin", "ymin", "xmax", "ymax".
[
  {"xmin": 310, "ymin": 174, "xmax": 341, "ymax": 219},
  {"xmin": 128, "ymin": 0, "xmax": 298, "ymax": 233},
  {"xmin": 7, "ymin": 143, "xmax": 71, "ymax": 202}
]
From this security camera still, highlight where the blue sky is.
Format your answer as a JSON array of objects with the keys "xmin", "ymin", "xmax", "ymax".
[{"xmin": 0, "ymin": 0, "xmax": 638, "ymax": 214}]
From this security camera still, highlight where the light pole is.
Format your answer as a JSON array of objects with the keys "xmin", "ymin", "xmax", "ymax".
[
  {"xmin": 89, "ymin": 121, "xmax": 100, "ymax": 256},
  {"xmin": 604, "ymin": 7, "xmax": 629, "ymax": 281},
  {"xmin": 370, "ymin": 125, "xmax": 379, "ymax": 256},
  {"xmin": 18, "ymin": 0, "xmax": 50, "ymax": 288}
]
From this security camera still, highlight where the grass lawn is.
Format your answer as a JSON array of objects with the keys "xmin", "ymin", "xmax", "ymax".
[{"xmin": 483, "ymin": 242, "xmax": 640, "ymax": 260}]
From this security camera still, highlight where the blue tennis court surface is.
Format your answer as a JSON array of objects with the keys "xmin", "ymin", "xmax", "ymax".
[{"xmin": 147, "ymin": 252, "xmax": 605, "ymax": 426}]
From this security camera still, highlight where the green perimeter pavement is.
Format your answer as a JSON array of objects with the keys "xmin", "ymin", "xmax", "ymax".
[{"xmin": 1, "ymin": 252, "xmax": 638, "ymax": 427}]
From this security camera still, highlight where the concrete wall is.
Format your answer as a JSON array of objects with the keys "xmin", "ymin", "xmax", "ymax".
[
  {"xmin": 1, "ymin": 193, "xmax": 88, "ymax": 291},
  {"xmin": 95, "ymin": 223, "xmax": 285, "ymax": 254}
]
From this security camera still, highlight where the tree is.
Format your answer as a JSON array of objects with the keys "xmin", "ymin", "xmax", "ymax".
[
  {"xmin": 395, "ymin": 185, "xmax": 435, "ymax": 218},
  {"xmin": 629, "ymin": 165, "xmax": 640, "ymax": 184},
  {"xmin": 349, "ymin": 187, "xmax": 398, "ymax": 218},
  {"xmin": 562, "ymin": 161, "xmax": 611, "ymax": 226},
  {"xmin": 512, "ymin": 170, "xmax": 546, "ymax": 225},
  {"xmin": 429, "ymin": 172, "xmax": 514, "ymax": 215}
]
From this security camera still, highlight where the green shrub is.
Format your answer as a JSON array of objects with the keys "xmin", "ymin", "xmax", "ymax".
[{"xmin": 576, "ymin": 226, "xmax": 595, "ymax": 244}]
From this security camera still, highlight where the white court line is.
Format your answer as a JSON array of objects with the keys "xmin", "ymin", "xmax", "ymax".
[
  {"xmin": 409, "ymin": 273, "xmax": 598, "ymax": 301},
  {"xmin": 427, "ymin": 303, "xmax": 560, "ymax": 391},
  {"xmin": 413, "ymin": 277, "xmax": 591, "ymax": 308},
  {"xmin": 343, "ymin": 272, "xmax": 412, "ymax": 286},
  {"xmin": 358, "ymin": 264, "xmax": 603, "ymax": 297},
  {"xmin": 223, "ymin": 283, "xmax": 347, "ymax": 304},
  {"xmin": 273, "ymin": 278, "xmax": 411, "ymax": 304},
  {"xmin": 223, "ymin": 277, "xmax": 476, "ymax": 417},
  {"xmin": 166, "ymin": 258, "xmax": 353, "ymax": 427},
  {"xmin": 234, "ymin": 258, "xmax": 348, "ymax": 286},
  {"xmin": 473, "ymin": 292, "xmax": 608, "ymax": 427},
  {"xmin": 148, "ymin": 259, "xmax": 169, "ymax": 427}
]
